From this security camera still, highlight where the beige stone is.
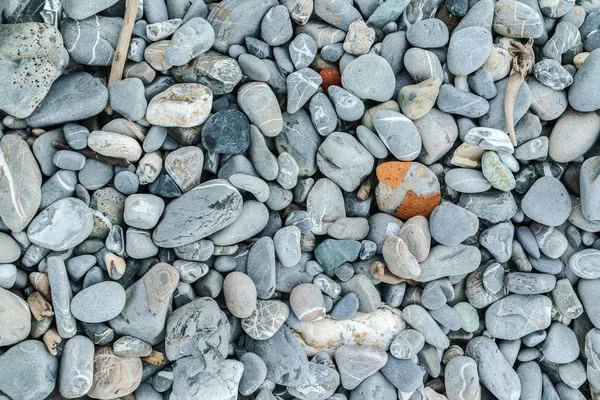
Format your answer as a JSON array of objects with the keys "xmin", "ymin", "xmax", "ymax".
[
  {"xmin": 136, "ymin": 152, "xmax": 163, "ymax": 185},
  {"xmin": 481, "ymin": 45, "xmax": 512, "ymax": 81},
  {"xmin": 29, "ymin": 272, "xmax": 51, "ymax": 301},
  {"xmin": 451, "ymin": 143, "xmax": 485, "ymax": 168},
  {"xmin": 105, "ymin": 252, "xmax": 126, "ymax": 280},
  {"xmin": 27, "ymin": 291, "xmax": 54, "ymax": 321},
  {"xmin": 88, "ymin": 346, "xmax": 142, "ymax": 399},
  {"xmin": 399, "ymin": 76, "xmax": 442, "ymax": 120},
  {"xmin": 144, "ymin": 40, "xmax": 173, "ymax": 71},
  {"xmin": 382, "ymin": 236, "xmax": 421, "ymax": 279},
  {"xmin": 88, "ymin": 131, "xmax": 143, "ymax": 162},
  {"xmin": 146, "ymin": 83, "xmax": 213, "ymax": 128},
  {"xmin": 291, "ymin": 306, "xmax": 405, "ymax": 356},
  {"xmin": 42, "ymin": 327, "xmax": 61, "ymax": 356},
  {"xmin": 343, "ymin": 20, "xmax": 375, "ymax": 55}
]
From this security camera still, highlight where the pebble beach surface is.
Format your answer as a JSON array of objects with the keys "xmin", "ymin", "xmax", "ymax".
[{"xmin": 1, "ymin": 0, "xmax": 600, "ymax": 399}]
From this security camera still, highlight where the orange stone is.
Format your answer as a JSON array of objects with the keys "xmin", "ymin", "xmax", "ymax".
[
  {"xmin": 375, "ymin": 161, "xmax": 441, "ymax": 220},
  {"xmin": 320, "ymin": 69, "xmax": 342, "ymax": 92}
]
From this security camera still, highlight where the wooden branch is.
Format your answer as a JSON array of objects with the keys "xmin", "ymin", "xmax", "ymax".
[
  {"xmin": 505, "ymin": 38, "xmax": 534, "ymax": 147},
  {"xmin": 105, "ymin": 0, "xmax": 140, "ymax": 115},
  {"xmin": 357, "ymin": 170, "xmax": 376, "ymax": 201},
  {"xmin": 52, "ymin": 141, "xmax": 131, "ymax": 168}
]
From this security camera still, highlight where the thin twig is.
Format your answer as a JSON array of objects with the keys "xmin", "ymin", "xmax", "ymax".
[
  {"xmin": 105, "ymin": 0, "xmax": 140, "ymax": 115},
  {"xmin": 52, "ymin": 141, "xmax": 131, "ymax": 167}
]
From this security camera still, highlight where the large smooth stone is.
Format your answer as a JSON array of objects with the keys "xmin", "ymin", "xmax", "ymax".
[
  {"xmin": 108, "ymin": 263, "xmax": 179, "ymax": 345},
  {"xmin": 27, "ymin": 198, "xmax": 93, "ymax": 251},
  {"xmin": 447, "ymin": 26, "xmax": 492, "ymax": 76},
  {"xmin": 373, "ymin": 110, "xmax": 422, "ymax": 161},
  {"xmin": 165, "ymin": 297, "xmax": 229, "ymax": 363},
  {"xmin": 26, "ymin": 72, "xmax": 108, "ymax": 128},
  {"xmin": 276, "ymin": 110, "xmax": 322, "ymax": 176},
  {"xmin": 334, "ymin": 345, "xmax": 388, "ymax": 390},
  {"xmin": 88, "ymin": 346, "xmax": 142, "ymax": 399},
  {"xmin": 466, "ymin": 336, "xmax": 521, "ymax": 400},
  {"xmin": 485, "ymin": 294, "xmax": 552, "ymax": 339},
  {"xmin": 569, "ymin": 48, "xmax": 600, "ymax": 112},
  {"xmin": 207, "ymin": 0, "xmax": 278, "ymax": 52},
  {"xmin": 0, "ymin": 23, "xmax": 66, "ymax": 119},
  {"xmin": 0, "ymin": 135, "xmax": 42, "ymax": 232},
  {"xmin": 59, "ymin": 336, "xmax": 95, "ymax": 398},
  {"xmin": 0, "ymin": 287, "xmax": 31, "ymax": 346},
  {"xmin": 153, "ymin": 179, "xmax": 243, "ymax": 248},
  {"xmin": 209, "ymin": 200, "xmax": 269, "ymax": 245},
  {"xmin": 549, "ymin": 109, "xmax": 600, "ymax": 162},
  {"xmin": 521, "ymin": 176, "xmax": 571, "ymax": 227},
  {"xmin": 62, "ymin": 0, "xmax": 120, "ymax": 19},
  {"xmin": 146, "ymin": 83, "xmax": 212, "ymax": 128},
  {"xmin": 71, "ymin": 282, "xmax": 127, "ymax": 323},
  {"xmin": 307, "ymin": 177, "xmax": 346, "ymax": 235},
  {"xmin": 341, "ymin": 54, "xmax": 395, "ymax": 102},
  {"xmin": 0, "ymin": 340, "xmax": 58, "ymax": 400},
  {"xmin": 291, "ymin": 306, "xmax": 405, "ymax": 356}
]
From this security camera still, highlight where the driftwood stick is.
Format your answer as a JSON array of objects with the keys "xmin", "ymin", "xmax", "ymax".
[
  {"xmin": 52, "ymin": 141, "xmax": 131, "ymax": 168},
  {"xmin": 105, "ymin": 0, "xmax": 140, "ymax": 115},
  {"xmin": 357, "ymin": 170, "xmax": 376, "ymax": 201},
  {"xmin": 505, "ymin": 38, "xmax": 534, "ymax": 146}
]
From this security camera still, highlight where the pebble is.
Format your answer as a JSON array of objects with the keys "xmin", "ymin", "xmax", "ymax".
[
  {"xmin": 447, "ymin": 26, "xmax": 493, "ymax": 76},
  {"xmin": 146, "ymin": 83, "xmax": 212, "ymax": 127},
  {"xmin": 407, "ymin": 18, "xmax": 449, "ymax": 48},
  {"xmin": 88, "ymin": 346, "xmax": 142, "ymax": 399},
  {"xmin": 445, "ymin": 168, "xmax": 492, "ymax": 193},
  {"xmin": 429, "ymin": 202, "xmax": 479, "ymax": 245},
  {"xmin": 61, "ymin": 16, "xmax": 122, "ymax": 66},
  {"xmin": 330, "ymin": 292, "xmax": 360, "ymax": 320},
  {"xmin": 238, "ymin": 82, "xmax": 283, "ymax": 137},
  {"xmin": 390, "ymin": 329, "xmax": 425, "ymax": 359},
  {"xmin": 437, "ymin": 84, "xmax": 490, "ymax": 118},
  {"xmin": 486, "ymin": 294, "xmax": 552, "ymax": 339},
  {"xmin": 70, "ymin": 281, "xmax": 126, "ymax": 323},
  {"xmin": 341, "ymin": 54, "xmax": 396, "ymax": 102},
  {"xmin": 59, "ymin": 336, "xmax": 94, "ymax": 398},
  {"xmin": 165, "ymin": 17, "xmax": 214, "ymax": 66},
  {"xmin": 0, "ymin": 340, "xmax": 58, "ymax": 400},
  {"xmin": 223, "ymin": 271, "xmax": 257, "ymax": 318},
  {"xmin": 289, "ymin": 33, "xmax": 317, "ymax": 69},
  {"xmin": 569, "ymin": 48, "xmax": 600, "ymax": 111},
  {"xmin": 328, "ymin": 85, "xmax": 365, "ymax": 122},
  {"xmin": 542, "ymin": 322, "xmax": 579, "ymax": 364},
  {"xmin": 521, "ymin": 176, "xmax": 571, "ymax": 226},
  {"xmin": 493, "ymin": 0, "xmax": 544, "ymax": 38}
]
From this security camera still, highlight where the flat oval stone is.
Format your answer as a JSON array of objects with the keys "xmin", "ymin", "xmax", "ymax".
[
  {"xmin": 429, "ymin": 202, "xmax": 478, "ymax": 246},
  {"xmin": 153, "ymin": 179, "xmax": 243, "ymax": 248},
  {"xmin": 493, "ymin": 0, "xmax": 543, "ymax": 38},
  {"xmin": 209, "ymin": 200, "xmax": 269, "ymax": 246},
  {"xmin": 88, "ymin": 131, "xmax": 143, "ymax": 162},
  {"xmin": 445, "ymin": 168, "xmax": 492, "ymax": 193},
  {"xmin": 521, "ymin": 176, "xmax": 571, "ymax": 227},
  {"xmin": 382, "ymin": 236, "xmax": 421, "ymax": 279},
  {"xmin": 549, "ymin": 109, "xmax": 600, "ymax": 162},
  {"xmin": 238, "ymin": 82, "xmax": 283, "ymax": 137},
  {"xmin": 466, "ymin": 336, "xmax": 521, "ymax": 400},
  {"xmin": 0, "ymin": 135, "xmax": 42, "ymax": 232},
  {"xmin": 390, "ymin": 329, "xmax": 425, "ymax": 359},
  {"xmin": 403, "ymin": 48, "xmax": 443, "ymax": 83},
  {"xmin": 406, "ymin": 18, "xmax": 448, "ymax": 48},
  {"xmin": 445, "ymin": 356, "xmax": 480, "ymax": 400},
  {"xmin": 0, "ymin": 340, "xmax": 58, "ymax": 400},
  {"xmin": 485, "ymin": 294, "xmax": 552, "ymax": 339},
  {"xmin": 569, "ymin": 249, "xmax": 600, "ymax": 279},
  {"xmin": 71, "ymin": 281, "xmax": 126, "ymax": 323},
  {"xmin": 447, "ymin": 26, "xmax": 492, "ymax": 76},
  {"xmin": 437, "ymin": 84, "xmax": 490, "ymax": 118},
  {"xmin": 341, "ymin": 54, "xmax": 395, "ymax": 102},
  {"xmin": 335, "ymin": 344, "xmax": 387, "ymax": 390},
  {"xmin": 27, "ymin": 197, "xmax": 93, "ymax": 251},
  {"xmin": 375, "ymin": 161, "xmax": 441, "ymax": 220}
]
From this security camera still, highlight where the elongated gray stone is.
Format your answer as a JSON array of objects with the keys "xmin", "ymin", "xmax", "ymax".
[
  {"xmin": 402, "ymin": 305, "xmax": 450, "ymax": 349},
  {"xmin": 59, "ymin": 336, "xmax": 94, "ymax": 398},
  {"xmin": 153, "ymin": 179, "xmax": 243, "ymax": 248},
  {"xmin": 47, "ymin": 257, "xmax": 77, "ymax": 339},
  {"xmin": 466, "ymin": 336, "xmax": 521, "ymax": 400},
  {"xmin": 0, "ymin": 135, "xmax": 42, "ymax": 233}
]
